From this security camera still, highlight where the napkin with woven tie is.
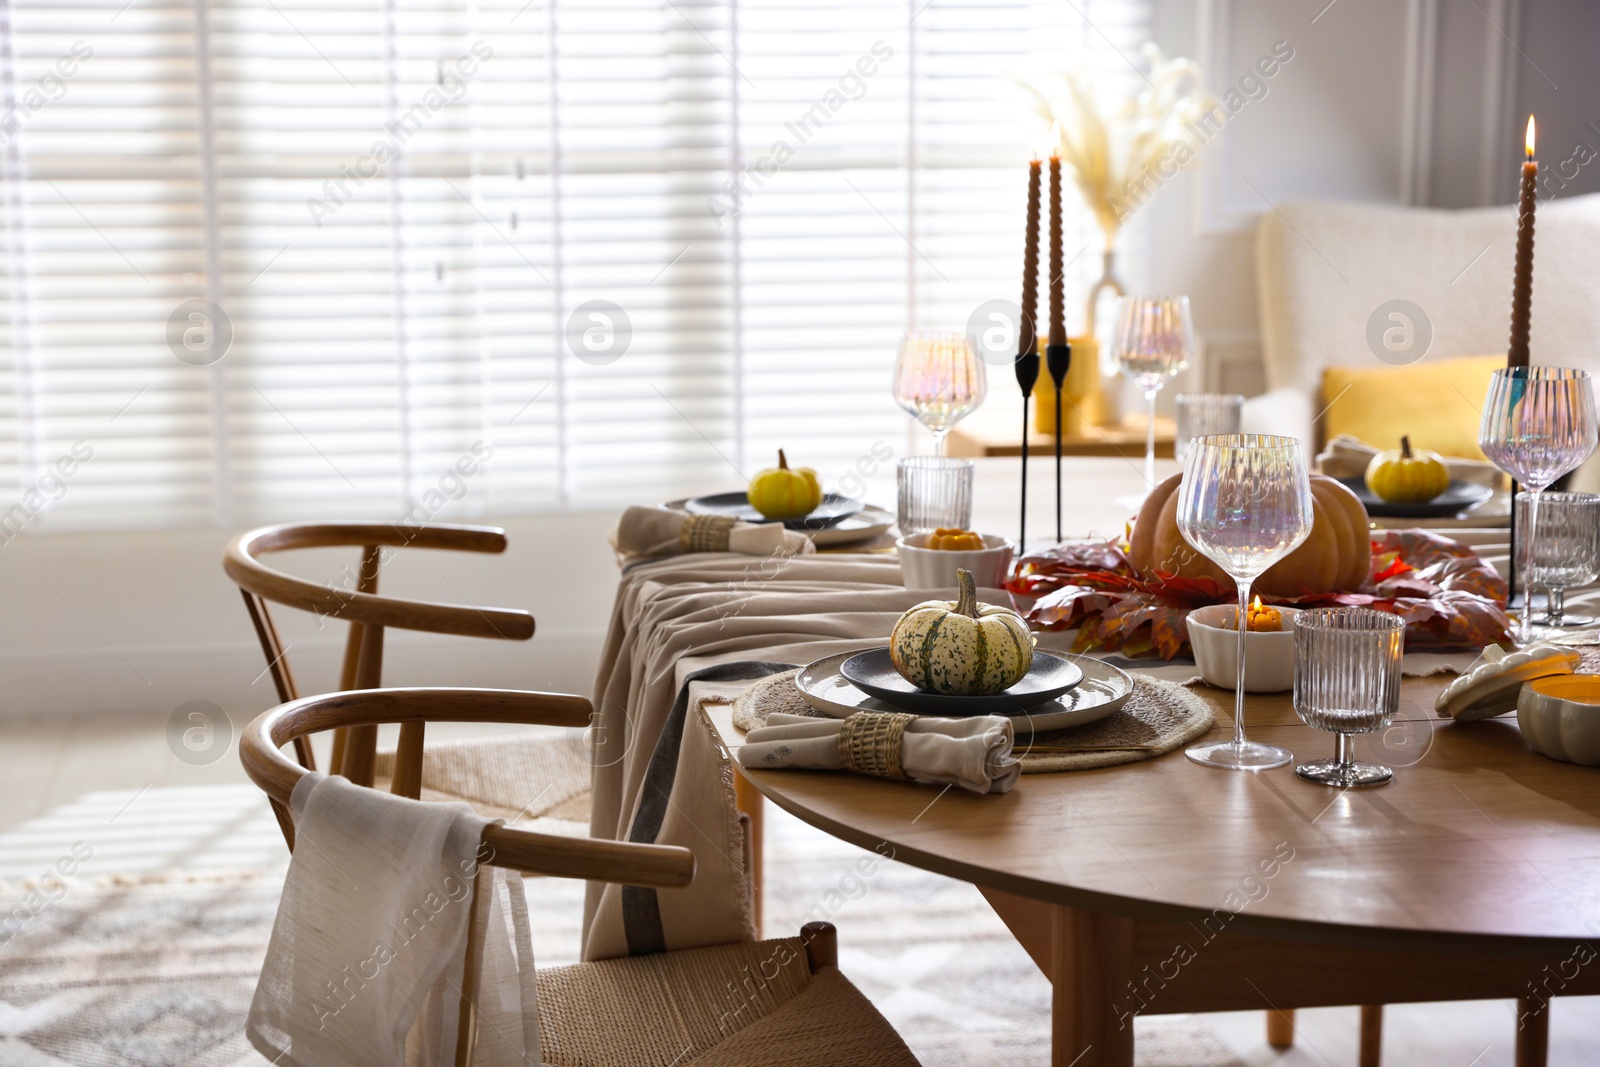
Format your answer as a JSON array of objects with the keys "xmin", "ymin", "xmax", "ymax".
[
  {"xmin": 612, "ymin": 505, "xmax": 815, "ymax": 564},
  {"xmin": 737, "ymin": 711, "xmax": 1020, "ymax": 794},
  {"xmin": 1315, "ymin": 433, "xmax": 1500, "ymax": 487}
]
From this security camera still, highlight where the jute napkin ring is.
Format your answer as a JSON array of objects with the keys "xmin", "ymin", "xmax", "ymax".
[
  {"xmin": 679, "ymin": 513, "xmax": 739, "ymax": 553},
  {"xmin": 837, "ymin": 710, "xmax": 915, "ymax": 780}
]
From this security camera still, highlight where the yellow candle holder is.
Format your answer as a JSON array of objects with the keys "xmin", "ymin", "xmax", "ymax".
[{"xmin": 1032, "ymin": 334, "xmax": 1107, "ymax": 436}]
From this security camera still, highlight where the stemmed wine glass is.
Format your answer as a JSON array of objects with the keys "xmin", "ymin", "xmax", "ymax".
[
  {"xmin": 892, "ymin": 331, "xmax": 987, "ymax": 456},
  {"xmin": 1114, "ymin": 296, "xmax": 1195, "ymax": 500},
  {"xmin": 1178, "ymin": 434, "xmax": 1314, "ymax": 771},
  {"xmin": 1479, "ymin": 367, "xmax": 1599, "ymax": 645}
]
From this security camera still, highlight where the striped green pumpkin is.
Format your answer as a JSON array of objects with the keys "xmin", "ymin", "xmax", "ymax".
[{"xmin": 890, "ymin": 568, "xmax": 1035, "ymax": 695}]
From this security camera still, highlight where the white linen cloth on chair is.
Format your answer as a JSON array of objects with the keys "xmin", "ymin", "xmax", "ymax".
[{"xmin": 246, "ymin": 772, "xmax": 539, "ymax": 1067}]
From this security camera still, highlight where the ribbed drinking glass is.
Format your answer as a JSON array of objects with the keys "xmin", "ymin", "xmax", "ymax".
[
  {"xmin": 1175, "ymin": 393, "xmax": 1244, "ymax": 463},
  {"xmin": 1518, "ymin": 490, "xmax": 1600, "ymax": 627},
  {"xmin": 1292, "ymin": 608, "xmax": 1405, "ymax": 787}
]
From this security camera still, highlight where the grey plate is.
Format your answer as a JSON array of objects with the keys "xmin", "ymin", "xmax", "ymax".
[
  {"xmin": 839, "ymin": 647, "xmax": 1083, "ymax": 715},
  {"xmin": 684, "ymin": 491, "xmax": 864, "ymax": 530},
  {"xmin": 1337, "ymin": 477, "xmax": 1494, "ymax": 518},
  {"xmin": 660, "ymin": 499, "xmax": 893, "ymax": 546},
  {"xmin": 796, "ymin": 649, "xmax": 1133, "ymax": 735}
]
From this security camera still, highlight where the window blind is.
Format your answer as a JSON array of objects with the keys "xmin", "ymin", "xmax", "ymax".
[{"xmin": 0, "ymin": 0, "xmax": 1151, "ymax": 531}]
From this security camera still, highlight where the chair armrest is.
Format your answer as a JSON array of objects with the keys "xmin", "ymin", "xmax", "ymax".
[{"xmin": 483, "ymin": 826, "xmax": 695, "ymax": 888}]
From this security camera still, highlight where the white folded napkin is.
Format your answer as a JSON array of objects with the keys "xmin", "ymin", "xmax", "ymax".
[
  {"xmin": 247, "ymin": 773, "xmax": 539, "ymax": 1067},
  {"xmin": 1316, "ymin": 433, "xmax": 1500, "ymax": 487},
  {"xmin": 738, "ymin": 711, "xmax": 1021, "ymax": 794},
  {"xmin": 612, "ymin": 505, "xmax": 815, "ymax": 564}
]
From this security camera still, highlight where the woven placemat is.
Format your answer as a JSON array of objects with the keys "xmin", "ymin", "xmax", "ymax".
[{"xmin": 730, "ymin": 669, "xmax": 1214, "ymax": 773}]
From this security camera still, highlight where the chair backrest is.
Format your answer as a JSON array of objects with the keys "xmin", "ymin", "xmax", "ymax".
[
  {"xmin": 240, "ymin": 686, "xmax": 695, "ymax": 1067},
  {"xmin": 1255, "ymin": 192, "xmax": 1600, "ymax": 396},
  {"xmin": 225, "ymin": 521, "xmax": 536, "ymax": 783}
]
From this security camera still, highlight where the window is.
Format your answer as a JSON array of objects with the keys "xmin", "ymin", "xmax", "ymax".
[{"xmin": 0, "ymin": 0, "xmax": 1150, "ymax": 531}]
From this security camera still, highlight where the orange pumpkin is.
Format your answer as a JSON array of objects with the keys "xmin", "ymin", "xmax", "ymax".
[{"xmin": 1128, "ymin": 473, "xmax": 1371, "ymax": 597}]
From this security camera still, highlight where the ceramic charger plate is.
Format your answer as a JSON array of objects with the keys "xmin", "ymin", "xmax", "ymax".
[
  {"xmin": 684, "ymin": 491, "xmax": 862, "ymax": 530},
  {"xmin": 796, "ymin": 649, "xmax": 1134, "ymax": 734},
  {"xmin": 660, "ymin": 499, "xmax": 894, "ymax": 547},
  {"xmin": 1337, "ymin": 476, "xmax": 1494, "ymax": 519}
]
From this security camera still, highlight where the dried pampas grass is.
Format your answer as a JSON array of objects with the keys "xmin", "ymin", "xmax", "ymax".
[{"xmin": 1012, "ymin": 45, "xmax": 1218, "ymax": 247}]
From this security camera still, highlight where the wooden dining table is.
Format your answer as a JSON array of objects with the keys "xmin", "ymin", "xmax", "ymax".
[
  {"xmin": 601, "ymin": 457, "xmax": 1595, "ymax": 1066},
  {"xmin": 713, "ymin": 671, "xmax": 1600, "ymax": 1067}
]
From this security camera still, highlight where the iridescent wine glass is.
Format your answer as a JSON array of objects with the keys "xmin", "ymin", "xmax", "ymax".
[
  {"xmin": 1178, "ymin": 434, "xmax": 1314, "ymax": 771},
  {"xmin": 1479, "ymin": 367, "xmax": 1599, "ymax": 644},
  {"xmin": 892, "ymin": 331, "xmax": 987, "ymax": 456},
  {"xmin": 1113, "ymin": 296, "xmax": 1195, "ymax": 498}
]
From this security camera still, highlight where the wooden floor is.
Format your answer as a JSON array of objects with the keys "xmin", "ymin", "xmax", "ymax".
[{"xmin": 5, "ymin": 708, "xmax": 1600, "ymax": 1065}]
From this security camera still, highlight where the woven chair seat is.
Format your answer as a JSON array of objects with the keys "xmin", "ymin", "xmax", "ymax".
[
  {"xmin": 373, "ymin": 731, "xmax": 592, "ymax": 826},
  {"xmin": 535, "ymin": 936, "xmax": 919, "ymax": 1067}
]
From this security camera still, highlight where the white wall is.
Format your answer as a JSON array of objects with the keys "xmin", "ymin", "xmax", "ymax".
[
  {"xmin": 0, "ymin": 511, "xmax": 621, "ymax": 720},
  {"xmin": 1140, "ymin": 0, "xmax": 1600, "ymax": 398}
]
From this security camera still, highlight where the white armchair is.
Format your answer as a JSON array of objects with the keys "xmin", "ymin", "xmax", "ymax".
[{"xmin": 1247, "ymin": 193, "xmax": 1600, "ymax": 487}]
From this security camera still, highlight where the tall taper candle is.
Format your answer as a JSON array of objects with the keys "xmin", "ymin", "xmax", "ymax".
[
  {"xmin": 1018, "ymin": 159, "xmax": 1041, "ymax": 361},
  {"xmin": 1509, "ymin": 115, "xmax": 1537, "ymax": 368},
  {"xmin": 1048, "ymin": 154, "xmax": 1065, "ymax": 347}
]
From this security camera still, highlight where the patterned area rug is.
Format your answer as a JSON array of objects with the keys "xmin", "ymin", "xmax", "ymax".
[{"xmin": 0, "ymin": 788, "xmax": 1241, "ymax": 1067}]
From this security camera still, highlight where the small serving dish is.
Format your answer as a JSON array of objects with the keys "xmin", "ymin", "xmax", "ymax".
[
  {"xmin": 1518, "ymin": 674, "xmax": 1600, "ymax": 766},
  {"xmin": 1435, "ymin": 643, "xmax": 1581, "ymax": 721},
  {"xmin": 897, "ymin": 532, "xmax": 1014, "ymax": 590},
  {"xmin": 1185, "ymin": 603, "xmax": 1303, "ymax": 693}
]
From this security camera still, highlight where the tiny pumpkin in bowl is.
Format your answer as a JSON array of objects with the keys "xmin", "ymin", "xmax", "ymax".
[
  {"xmin": 925, "ymin": 527, "xmax": 985, "ymax": 551},
  {"xmin": 890, "ymin": 568, "xmax": 1035, "ymax": 695},
  {"xmin": 1365, "ymin": 436, "xmax": 1450, "ymax": 504},
  {"xmin": 747, "ymin": 449, "xmax": 822, "ymax": 519}
]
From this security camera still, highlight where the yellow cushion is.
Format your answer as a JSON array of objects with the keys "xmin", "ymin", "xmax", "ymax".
[{"xmin": 1321, "ymin": 354, "xmax": 1505, "ymax": 459}]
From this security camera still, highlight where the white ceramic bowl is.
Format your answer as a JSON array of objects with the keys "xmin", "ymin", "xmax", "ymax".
[
  {"xmin": 1185, "ymin": 604, "xmax": 1303, "ymax": 693},
  {"xmin": 896, "ymin": 532, "xmax": 1014, "ymax": 591},
  {"xmin": 1517, "ymin": 674, "xmax": 1600, "ymax": 766}
]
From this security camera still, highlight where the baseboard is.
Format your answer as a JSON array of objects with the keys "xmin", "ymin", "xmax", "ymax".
[{"xmin": 0, "ymin": 631, "xmax": 606, "ymax": 721}]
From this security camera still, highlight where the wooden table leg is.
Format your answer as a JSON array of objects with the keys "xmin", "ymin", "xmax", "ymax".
[
  {"xmin": 734, "ymin": 770, "xmax": 764, "ymax": 936},
  {"xmin": 1516, "ymin": 996, "xmax": 1549, "ymax": 1067},
  {"xmin": 1050, "ymin": 903, "xmax": 1135, "ymax": 1067},
  {"xmin": 1266, "ymin": 1008, "xmax": 1295, "ymax": 1048},
  {"xmin": 1359, "ymin": 1004, "xmax": 1383, "ymax": 1067}
]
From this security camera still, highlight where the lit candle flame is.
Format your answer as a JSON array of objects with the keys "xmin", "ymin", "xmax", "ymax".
[
  {"xmin": 1526, "ymin": 114, "xmax": 1536, "ymax": 159},
  {"xmin": 1252, "ymin": 595, "xmax": 1263, "ymax": 613}
]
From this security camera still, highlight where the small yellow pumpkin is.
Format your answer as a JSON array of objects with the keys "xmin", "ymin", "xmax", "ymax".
[
  {"xmin": 1365, "ymin": 436, "xmax": 1450, "ymax": 504},
  {"xmin": 747, "ymin": 449, "xmax": 821, "ymax": 519},
  {"xmin": 890, "ymin": 568, "xmax": 1035, "ymax": 695}
]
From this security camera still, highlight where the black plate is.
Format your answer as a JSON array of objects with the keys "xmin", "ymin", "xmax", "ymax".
[
  {"xmin": 1337, "ymin": 477, "xmax": 1494, "ymax": 518},
  {"xmin": 684, "ymin": 491, "xmax": 863, "ymax": 531},
  {"xmin": 838, "ymin": 647, "xmax": 1084, "ymax": 715}
]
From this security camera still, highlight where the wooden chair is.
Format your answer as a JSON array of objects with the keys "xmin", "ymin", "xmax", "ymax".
[
  {"xmin": 241, "ymin": 687, "xmax": 922, "ymax": 1067},
  {"xmin": 224, "ymin": 521, "xmax": 539, "ymax": 788}
]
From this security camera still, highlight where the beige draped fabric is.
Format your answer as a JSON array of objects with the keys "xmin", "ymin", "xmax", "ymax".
[{"xmin": 583, "ymin": 553, "xmax": 991, "ymax": 960}]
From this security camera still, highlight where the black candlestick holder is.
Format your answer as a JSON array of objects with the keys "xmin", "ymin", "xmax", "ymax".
[{"xmin": 1046, "ymin": 341, "xmax": 1070, "ymax": 543}]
